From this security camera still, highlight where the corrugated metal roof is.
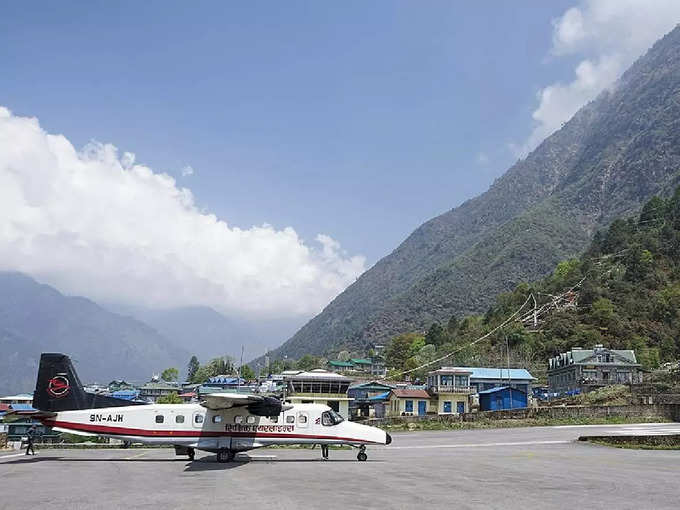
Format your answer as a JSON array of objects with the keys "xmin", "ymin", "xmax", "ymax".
[
  {"xmin": 9, "ymin": 404, "xmax": 36, "ymax": 412},
  {"xmin": 350, "ymin": 358, "xmax": 372, "ymax": 365},
  {"xmin": 442, "ymin": 367, "xmax": 535, "ymax": 380},
  {"xmin": 328, "ymin": 360, "xmax": 354, "ymax": 367},
  {"xmin": 391, "ymin": 389, "xmax": 430, "ymax": 399}
]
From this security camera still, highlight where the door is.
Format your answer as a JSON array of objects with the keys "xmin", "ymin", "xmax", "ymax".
[
  {"xmin": 418, "ymin": 400, "xmax": 427, "ymax": 416},
  {"xmin": 443, "ymin": 401, "xmax": 452, "ymax": 413},
  {"xmin": 457, "ymin": 402, "xmax": 465, "ymax": 414}
]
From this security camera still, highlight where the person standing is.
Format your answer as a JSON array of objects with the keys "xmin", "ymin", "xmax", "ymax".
[{"xmin": 25, "ymin": 424, "xmax": 37, "ymax": 456}]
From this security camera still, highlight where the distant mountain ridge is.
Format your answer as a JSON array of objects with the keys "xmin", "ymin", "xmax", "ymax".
[
  {"xmin": 261, "ymin": 24, "xmax": 680, "ymax": 361},
  {"xmin": 0, "ymin": 272, "xmax": 189, "ymax": 395}
]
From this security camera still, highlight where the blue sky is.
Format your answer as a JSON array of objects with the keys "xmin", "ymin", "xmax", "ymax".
[
  {"xmin": 2, "ymin": 1, "xmax": 677, "ymax": 319},
  {"xmin": 1, "ymin": 1, "xmax": 575, "ymax": 263}
]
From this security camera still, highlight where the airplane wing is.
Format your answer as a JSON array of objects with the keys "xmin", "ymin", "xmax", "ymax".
[{"xmin": 199, "ymin": 393, "xmax": 265, "ymax": 410}]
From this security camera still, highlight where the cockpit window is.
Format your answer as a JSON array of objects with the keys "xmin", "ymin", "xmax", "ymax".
[{"xmin": 321, "ymin": 410, "xmax": 344, "ymax": 426}]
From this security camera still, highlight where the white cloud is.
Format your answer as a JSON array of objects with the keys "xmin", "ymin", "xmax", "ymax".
[
  {"xmin": 0, "ymin": 107, "xmax": 366, "ymax": 318},
  {"xmin": 515, "ymin": 0, "xmax": 680, "ymax": 157},
  {"xmin": 181, "ymin": 165, "xmax": 194, "ymax": 177}
]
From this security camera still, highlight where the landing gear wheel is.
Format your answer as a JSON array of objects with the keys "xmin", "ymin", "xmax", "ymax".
[
  {"xmin": 357, "ymin": 445, "xmax": 367, "ymax": 462},
  {"xmin": 187, "ymin": 448, "xmax": 195, "ymax": 461},
  {"xmin": 216, "ymin": 450, "xmax": 235, "ymax": 463}
]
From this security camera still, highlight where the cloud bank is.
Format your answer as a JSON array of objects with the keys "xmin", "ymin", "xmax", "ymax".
[
  {"xmin": 517, "ymin": 0, "xmax": 680, "ymax": 156},
  {"xmin": 0, "ymin": 107, "xmax": 365, "ymax": 317}
]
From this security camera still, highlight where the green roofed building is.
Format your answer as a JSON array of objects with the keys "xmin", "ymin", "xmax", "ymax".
[
  {"xmin": 547, "ymin": 345, "xmax": 642, "ymax": 394},
  {"xmin": 327, "ymin": 360, "xmax": 354, "ymax": 372}
]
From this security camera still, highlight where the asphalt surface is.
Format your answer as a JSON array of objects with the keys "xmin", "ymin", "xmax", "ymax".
[{"xmin": 1, "ymin": 423, "xmax": 679, "ymax": 510}]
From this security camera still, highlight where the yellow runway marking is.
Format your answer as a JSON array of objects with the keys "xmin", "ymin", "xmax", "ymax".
[{"xmin": 124, "ymin": 451, "xmax": 148, "ymax": 460}]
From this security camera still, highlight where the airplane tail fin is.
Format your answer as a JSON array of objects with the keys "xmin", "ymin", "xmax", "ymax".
[{"xmin": 33, "ymin": 353, "xmax": 146, "ymax": 412}]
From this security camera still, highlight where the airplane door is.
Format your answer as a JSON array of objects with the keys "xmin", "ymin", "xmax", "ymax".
[{"xmin": 297, "ymin": 411, "xmax": 309, "ymax": 428}]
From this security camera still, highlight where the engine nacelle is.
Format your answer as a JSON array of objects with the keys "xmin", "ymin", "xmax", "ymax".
[{"xmin": 247, "ymin": 396, "xmax": 287, "ymax": 417}]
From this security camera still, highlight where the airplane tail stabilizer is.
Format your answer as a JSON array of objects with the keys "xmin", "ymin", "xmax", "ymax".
[{"xmin": 33, "ymin": 353, "xmax": 146, "ymax": 412}]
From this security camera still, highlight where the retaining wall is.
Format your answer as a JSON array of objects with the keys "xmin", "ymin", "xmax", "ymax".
[{"xmin": 367, "ymin": 404, "xmax": 680, "ymax": 426}]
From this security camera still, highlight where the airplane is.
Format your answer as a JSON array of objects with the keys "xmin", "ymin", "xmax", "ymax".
[{"xmin": 29, "ymin": 353, "xmax": 392, "ymax": 462}]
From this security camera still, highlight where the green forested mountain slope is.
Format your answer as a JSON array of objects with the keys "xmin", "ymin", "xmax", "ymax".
[
  {"xmin": 264, "ymin": 25, "xmax": 680, "ymax": 361},
  {"xmin": 394, "ymin": 191, "xmax": 680, "ymax": 380}
]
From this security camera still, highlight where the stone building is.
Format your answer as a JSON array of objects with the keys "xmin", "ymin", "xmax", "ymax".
[{"xmin": 547, "ymin": 345, "xmax": 642, "ymax": 394}]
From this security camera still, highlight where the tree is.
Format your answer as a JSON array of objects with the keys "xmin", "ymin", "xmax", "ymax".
[
  {"xmin": 161, "ymin": 367, "xmax": 179, "ymax": 382},
  {"xmin": 446, "ymin": 315, "xmax": 459, "ymax": 335},
  {"xmin": 187, "ymin": 356, "xmax": 200, "ymax": 382},
  {"xmin": 385, "ymin": 333, "xmax": 424, "ymax": 371},
  {"xmin": 240, "ymin": 364, "xmax": 255, "ymax": 380},
  {"xmin": 157, "ymin": 392, "xmax": 182, "ymax": 404},
  {"xmin": 337, "ymin": 350, "xmax": 350, "ymax": 362},
  {"xmin": 425, "ymin": 322, "xmax": 446, "ymax": 347},
  {"xmin": 297, "ymin": 354, "xmax": 319, "ymax": 371}
]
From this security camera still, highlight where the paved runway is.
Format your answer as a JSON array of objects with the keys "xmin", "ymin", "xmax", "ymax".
[{"xmin": 1, "ymin": 423, "xmax": 679, "ymax": 510}]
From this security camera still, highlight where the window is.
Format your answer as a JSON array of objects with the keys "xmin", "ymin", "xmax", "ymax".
[
  {"xmin": 155, "ymin": 415, "xmax": 164, "ymax": 424},
  {"xmin": 405, "ymin": 400, "xmax": 413, "ymax": 413},
  {"xmin": 212, "ymin": 415, "xmax": 222, "ymax": 423},
  {"xmin": 443, "ymin": 401, "xmax": 452, "ymax": 413},
  {"xmin": 286, "ymin": 415, "xmax": 295, "ymax": 424},
  {"xmin": 270, "ymin": 416, "xmax": 278, "ymax": 423},
  {"xmin": 234, "ymin": 415, "xmax": 243, "ymax": 424},
  {"xmin": 298, "ymin": 413, "xmax": 307, "ymax": 424},
  {"xmin": 246, "ymin": 416, "xmax": 256, "ymax": 424},
  {"xmin": 175, "ymin": 415, "xmax": 185, "ymax": 424},
  {"xmin": 194, "ymin": 414, "xmax": 204, "ymax": 424},
  {"xmin": 321, "ymin": 410, "xmax": 344, "ymax": 426}
]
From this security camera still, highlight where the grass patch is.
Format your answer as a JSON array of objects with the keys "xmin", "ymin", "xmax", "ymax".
[{"xmin": 588, "ymin": 439, "xmax": 680, "ymax": 450}]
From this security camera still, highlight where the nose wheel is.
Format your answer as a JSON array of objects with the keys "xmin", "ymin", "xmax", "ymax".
[
  {"xmin": 187, "ymin": 447, "xmax": 195, "ymax": 461},
  {"xmin": 357, "ymin": 445, "xmax": 367, "ymax": 462}
]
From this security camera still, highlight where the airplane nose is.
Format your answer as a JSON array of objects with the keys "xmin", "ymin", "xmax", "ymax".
[{"xmin": 385, "ymin": 432, "xmax": 392, "ymax": 445}]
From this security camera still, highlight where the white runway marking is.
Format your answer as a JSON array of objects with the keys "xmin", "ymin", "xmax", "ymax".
[
  {"xmin": 388, "ymin": 440, "xmax": 571, "ymax": 450},
  {"xmin": 0, "ymin": 453, "xmax": 29, "ymax": 460}
]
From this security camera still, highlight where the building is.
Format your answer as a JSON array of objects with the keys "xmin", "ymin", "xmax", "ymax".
[
  {"xmin": 479, "ymin": 386, "xmax": 528, "ymax": 411},
  {"xmin": 426, "ymin": 368, "xmax": 473, "ymax": 415},
  {"xmin": 0, "ymin": 394, "xmax": 33, "ymax": 405},
  {"xmin": 387, "ymin": 389, "xmax": 433, "ymax": 416},
  {"xmin": 445, "ymin": 367, "xmax": 536, "ymax": 395},
  {"xmin": 203, "ymin": 376, "xmax": 246, "ymax": 390},
  {"xmin": 283, "ymin": 369, "xmax": 353, "ymax": 419},
  {"xmin": 327, "ymin": 358, "xmax": 386, "ymax": 376},
  {"xmin": 138, "ymin": 381, "xmax": 180, "ymax": 403},
  {"xmin": 111, "ymin": 389, "xmax": 140, "ymax": 401},
  {"xmin": 327, "ymin": 360, "xmax": 354, "ymax": 372},
  {"xmin": 348, "ymin": 381, "xmax": 395, "ymax": 419},
  {"xmin": 548, "ymin": 345, "xmax": 642, "ymax": 394}
]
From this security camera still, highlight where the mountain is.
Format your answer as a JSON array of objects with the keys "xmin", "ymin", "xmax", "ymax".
[
  {"xmin": 109, "ymin": 305, "xmax": 305, "ymax": 363},
  {"xmin": 262, "ymin": 25, "xmax": 680, "ymax": 361},
  {"xmin": 0, "ymin": 272, "xmax": 189, "ymax": 395}
]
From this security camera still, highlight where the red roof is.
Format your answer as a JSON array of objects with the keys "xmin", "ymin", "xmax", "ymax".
[
  {"xmin": 0, "ymin": 403, "xmax": 10, "ymax": 412},
  {"xmin": 390, "ymin": 389, "xmax": 430, "ymax": 399}
]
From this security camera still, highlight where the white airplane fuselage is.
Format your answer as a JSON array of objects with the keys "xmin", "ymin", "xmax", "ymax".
[{"xmin": 41, "ymin": 402, "xmax": 388, "ymax": 453}]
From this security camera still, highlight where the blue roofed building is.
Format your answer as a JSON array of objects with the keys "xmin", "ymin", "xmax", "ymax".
[{"xmin": 479, "ymin": 386, "xmax": 528, "ymax": 411}]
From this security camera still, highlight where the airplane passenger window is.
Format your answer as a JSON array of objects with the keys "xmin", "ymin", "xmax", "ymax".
[
  {"xmin": 155, "ymin": 415, "xmax": 164, "ymax": 424},
  {"xmin": 270, "ymin": 416, "xmax": 278, "ymax": 423},
  {"xmin": 246, "ymin": 416, "xmax": 256, "ymax": 424},
  {"xmin": 212, "ymin": 415, "xmax": 222, "ymax": 423},
  {"xmin": 298, "ymin": 414, "xmax": 307, "ymax": 424},
  {"xmin": 194, "ymin": 415, "xmax": 204, "ymax": 424},
  {"xmin": 286, "ymin": 415, "xmax": 295, "ymax": 424},
  {"xmin": 175, "ymin": 415, "xmax": 185, "ymax": 424},
  {"xmin": 234, "ymin": 415, "xmax": 243, "ymax": 424}
]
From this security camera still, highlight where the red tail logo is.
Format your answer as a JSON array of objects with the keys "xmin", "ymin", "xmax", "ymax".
[{"xmin": 47, "ymin": 375, "xmax": 70, "ymax": 398}]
